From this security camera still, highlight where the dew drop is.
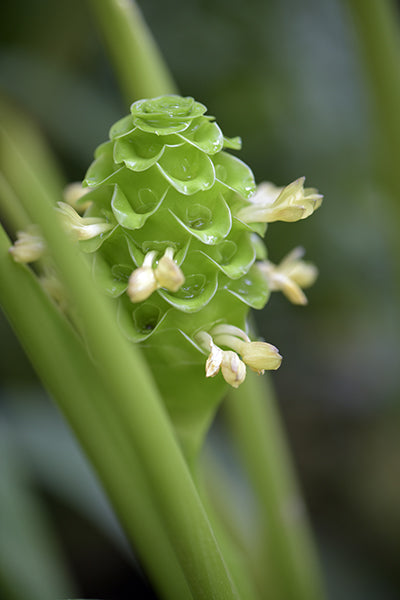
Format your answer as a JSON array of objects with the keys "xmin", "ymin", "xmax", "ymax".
[
  {"xmin": 175, "ymin": 274, "xmax": 206, "ymax": 299},
  {"xmin": 186, "ymin": 204, "xmax": 212, "ymax": 230}
]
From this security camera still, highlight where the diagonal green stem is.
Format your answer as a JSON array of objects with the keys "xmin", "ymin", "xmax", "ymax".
[
  {"xmin": 0, "ymin": 224, "xmax": 192, "ymax": 600},
  {"xmin": 345, "ymin": 0, "xmax": 400, "ymax": 296},
  {"xmin": 0, "ymin": 172, "xmax": 30, "ymax": 231},
  {"xmin": 196, "ymin": 470, "xmax": 262, "ymax": 600},
  {"xmin": 345, "ymin": 0, "xmax": 400, "ymax": 182},
  {"xmin": 87, "ymin": 0, "xmax": 177, "ymax": 103},
  {"xmin": 225, "ymin": 372, "xmax": 325, "ymax": 600},
  {"xmin": 0, "ymin": 121, "xmax": 240, "ymax": 600}
]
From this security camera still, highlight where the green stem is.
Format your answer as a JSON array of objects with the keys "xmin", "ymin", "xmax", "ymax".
[
  {"xmin": 345, "ymin": 0, "xmax": 400, "ymax": 292},
  {"xmin": 0, "ymin": 97, "xmax": 65, "ymax": 203},
  {"xmin": 225, "ymin": 372, "xmax": 325, "ymax": 600},
  {"xmin": 197, "ymin": 462, "xmax": 262, "ymax": 600},
  {"xmin": 0, "ymin": 172, "xmax": 30, "ymax": 232},
  {"xmin": 345, "ymin": 0, "xmax": 400, "ymax": 179},
  {"xmin": 0, "ymin": 122, "xmax": 240, "ymax": 600},
  {"xmin": 0, "ymin": 225, "xmax": 192, "ymax": 600},
  {"xmin": 87, "ymin": 0, "xmax": 177, "ymax": 103}
]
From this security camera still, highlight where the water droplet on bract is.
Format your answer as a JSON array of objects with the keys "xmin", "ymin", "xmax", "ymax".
[
  {"xmin": 136, "ymin": 188, "xmax": 158, "ymax": 213},
  {"xmin": 186, "ymin": 204, "xmax": 212, "ymax": 230},
  {"xmin": 215, "ymin": 241, "xmax": 237, "ymax": 265},
  {"xmin": 175, "ymin": 274, "xmax": 206, "ymax": 299}
]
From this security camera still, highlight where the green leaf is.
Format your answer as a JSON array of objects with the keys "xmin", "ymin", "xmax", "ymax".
[
  {"xmin": 224, "ymin": 265, "xmax": 270, "ymax": 309},
  {"xmin": 169, "ymin": 192, "xmax": 232, "ymax": 245},
  {"xmin": 117, "ymin": 296, "xmax": 170, "ymax": 342},
  {"xmin": 157, "ymin": 145, "xmax": 215, "ymax": 195},
  {"xmin": 223, "ymin": 136, "xmax": 242, "ymax": 150},
  {"xmin": 109, "ymin": 115, "xmax": 136, "ymax": 139},
  {"xmin": 91, "ymin": 253, "xmax": 130, "ymax": 297},
  {"xmin": 158, "ymin": 253, "xmax": 219, "ymax": 313},
  {"xmin": 113, "ymin": 130, "xmax": 166, "ymax": 171},
  {"xmin": 109, "ymin": 167, "xmax": 169, "ymax": 229},
  {"xmin": 233, "ymin": 215, "xmax": 268, "ymax": 238},
  {"xmin": 111, "ymin": 185, "xmax": 165, "ymax": 230},
  {"xmin": 84, "ymin": 142, "xmax": 122, "ymax": 187},
  {"xmin": 177, "ymin": 118, "xmax": 224, "ymax": 154},
  {"xmin": 200, "ymin": 230, "xmax": 256, "ymax": 280},
  {"xmin": 133, "ymin": 116, "xmax": 191, "ymax": 135},
  {"xmin": 131, "ymin": 96, "xmax": 207, "ymax": 121},
  {"xmin": 212, "ymin": 152, "xmax": 256, "ymax": 199}
]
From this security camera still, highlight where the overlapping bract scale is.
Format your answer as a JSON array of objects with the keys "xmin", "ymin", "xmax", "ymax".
[{"xmin": 81, "ymin": 95, "xmax": 266, "ymax": 344}]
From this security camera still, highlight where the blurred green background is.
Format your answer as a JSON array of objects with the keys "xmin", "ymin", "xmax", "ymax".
[{"xmin": 1, "ymin": 1, "xmax": 400, "ymax": 598}]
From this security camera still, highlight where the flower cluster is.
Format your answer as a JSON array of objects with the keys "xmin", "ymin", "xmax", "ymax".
[
  {"xmin": 196, "ymin": 325, "xmax": 282, "ymax": 388},
  {"xmin": 10, "ymin": 95, "xmax": 322, "ymax": 394}
]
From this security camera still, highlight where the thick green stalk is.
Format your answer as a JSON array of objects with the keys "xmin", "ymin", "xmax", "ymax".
[
  {"xmin": 0, "ymin": 98, "xmax": 65, "ymax": 204},
  {"xmin": 345, "ymin": 0, "xmax": 400, "ymax": 293},
  {"xmin": 0, "ymin": 172, "xmax": 30, "ymax": 231},
  {"xmin": 0, "ymin": 225, "xmax": 192, "ymax": 600},
  {"xmin": 87, "ymin": 0, "xmax": 177, "ymax": 103},
  {"xmin": 345, "ymin": 0, "xmax": 400, "ymax": 182},
  {"xmin": 197, "ymin": 476, "xmax": 262, "ymax": 600},
  {"xmin": 0, "ymin": 124, "xmax": 240, "ymax": 600},
  {"xmin": 85, "ymin": 5, "xmax": 325, "ymax": 598},
  {"xmin": 225, "ymin": 372, "xmax": 325, "ymax": 600}
]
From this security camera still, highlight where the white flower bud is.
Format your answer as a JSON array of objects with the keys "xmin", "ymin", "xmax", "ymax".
[
  {"xmin": 63, "ymin": 182, "xmax": 92, "ymax": 213},
  {"xmin": 9, "ymin": 226, "xmax": 46, "ymax": 263},
  {"xmin": 56, "ymin": 202, "xmax": 112, "ymax": 240},
  {"xmin": 155, "ymin": 247, "xmax": 185, "ymax": 292},
  {"xmin": 211, "ymin": 325, "xmax": 282, "ymax": 374},
  {"xmin": 221, "ymin": 351, "xmax": 246, "ymax": 388},
  {"xmin": 127, "ymin": 251, "xmax": 158, "ymax": 303},
  {"xmin": 239, "ymin": 341, "xmax": 282, "ymax": 373}
]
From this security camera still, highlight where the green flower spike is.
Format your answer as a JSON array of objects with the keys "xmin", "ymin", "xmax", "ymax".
[{"xmin": 49, "ymin": 94, "xmax": 322, "ymax": 459}]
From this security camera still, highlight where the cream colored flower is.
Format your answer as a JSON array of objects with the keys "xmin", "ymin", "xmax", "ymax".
[
  {"xmin": 220, "ymin": 351, "xmax": 246, "ymax": 388},
  {"xmin": 237, "ymin": 177, "xmax": 322, "ymax": 224},
  {"xmin": 257, "ymin": 247, "xmax": 318, "ymax": 305},
  {"xmin": 196, "ymin": 324, "xmax": 281, "ymax": 388},
  {"xmin": 9, "ymin": 226, "xmax": 46, "ymax": 263},
  {"xmin": 127, "ymin": 247, "xmax": 185, "ymax": 303},
  {"xmin": 127, "ymin": 251, "xmax": 158, "ymax": 303},
  {"xmin": 63, "ymin": 182, "xmax": 92, "ymax": 213},
  {"xmin": 155, "ymin": 247, "xmax": 185, "ymax": 292},
  {"xmin": 210, "ymin": 324, "xmax": 282, "ymax": 375},
  {"xmin": 56, "ymin": 202, "xmax": 112, "ymax": 240},
  {"xmin": 195, "ymin": 331, "xmax": 246, "ymax": 388},
  {"xmin": 204, "ymin": 339, "xmax": 224, "ymax": 377}
]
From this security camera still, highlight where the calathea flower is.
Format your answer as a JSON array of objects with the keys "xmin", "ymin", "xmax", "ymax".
[{"xmin": 9, "ymin": 95, "xmax": 322, "ymax": 456}]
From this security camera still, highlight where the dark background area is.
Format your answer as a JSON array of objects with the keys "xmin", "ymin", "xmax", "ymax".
[{"xmin": 1, "ymin": 1, "xmax": 400, "ymax": 599}]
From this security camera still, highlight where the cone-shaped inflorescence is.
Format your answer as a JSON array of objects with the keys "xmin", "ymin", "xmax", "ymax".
[
  {"xmin": 10, "ymin": 95, "xmax": 321, "ymax": 450},
  {"xmin": 78, "ymin": 95, "xmax": 290, "ymax": 387}
]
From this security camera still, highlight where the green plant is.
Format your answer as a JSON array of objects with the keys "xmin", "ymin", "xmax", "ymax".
[{"xmin": 0, "ymin": 1, "xmax": 326, "ymax": 599}]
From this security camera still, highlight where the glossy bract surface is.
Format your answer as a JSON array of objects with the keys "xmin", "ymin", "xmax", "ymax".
[{"xmin": 80, "ymin": 95, "xmax": 272, "ymax": 456}]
